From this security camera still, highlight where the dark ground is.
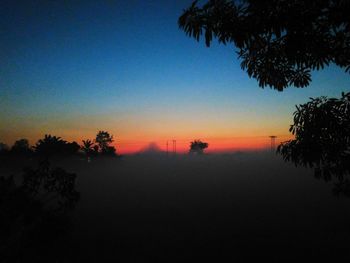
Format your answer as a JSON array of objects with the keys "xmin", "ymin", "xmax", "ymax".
[
  {"xmin": 3, "ymin": 152, "xmax": 350, "ymax": 262},
  {"xmin": 70, "ymin": 153, "xmax": 350, "ymax": 262}
]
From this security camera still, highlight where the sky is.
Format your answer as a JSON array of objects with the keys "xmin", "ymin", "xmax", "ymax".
[{"xmin": 1, "ymin": 0, "xmax": 350, "ymax": 154}]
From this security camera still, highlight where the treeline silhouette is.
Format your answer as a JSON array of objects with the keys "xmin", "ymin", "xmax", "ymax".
[
  {"xmin": 1, "ymin": 133, "xmax": 213, "ymax": 160},
  {"xmin": 0, "ymin": 132, "xmax": 104, "ymax": 262},
  {"xmin": 0, "ymin": 130, "xmax": 118, "ymax": 160}
]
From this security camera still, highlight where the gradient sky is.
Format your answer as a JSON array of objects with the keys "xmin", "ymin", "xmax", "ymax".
[{"xmin": 1, "ymin": 0, "xmax": 350, "ymax": 153}]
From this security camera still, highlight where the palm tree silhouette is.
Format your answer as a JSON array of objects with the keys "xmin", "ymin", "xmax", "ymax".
[
  {"xmin": 81, "ymin": 140, "xmax": 94, "ymax": 154},
  {"xmin": 34, "ymin": 135, "xmax": 67, "ymax": 156},
  {"xmin": 81, "ymin": 139, "xmax": 94, "ymax": 161}
]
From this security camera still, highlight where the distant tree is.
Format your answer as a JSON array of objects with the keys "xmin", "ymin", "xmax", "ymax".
[
  {"xmin": 277, "ymin": 92, "xmax": 350, "ymax": 181},
  {"xmin": 81, "ymin": 139, "xmax": 94, "ymax": 156},
  {"xmin": 92, "ymin": 145, "xmax": 99, "ymax": 156},
  {"xmin": 95, "ymin": 131, "xmax": 116, "ymax": 155},
  {"xmin": 11, "ymin": 139, "xmax": 32, "ymax": 155},
  {"xmin": 189, "ymin": 140, "xmax": 209, "ymax": 154},
  {"xmin": 34, "ymin": 135, "xmax": 65, "ymax": 156},
  {"xmin": 66, "ymin": 141, "xmax": 80, "ymax": 154},
  {"xmin": 103, "ymin": 146, "xmax": 117, "ymax": 156},
  {"xmin": 34, "ymin": 135, "xmax": 79, "ymax": 157},
  {"xmin": 178, "ymin": 0, "xmax": 350, "ymax": 91}
]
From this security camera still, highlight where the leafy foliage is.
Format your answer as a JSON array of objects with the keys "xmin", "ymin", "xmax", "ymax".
[
  {"xmin": 93, "ymin": 145, "xmax": 99, "ymax": 154},
  {"xmin": 0, "ymin": 161, "xmax": 79, "ymax": 262},
  {"xmin": 11, "ymin": 139, "xmax": 32, "ymax": 155},
  {"xmin": 95, "ymin": 131, "xmax": 116, "ymax": 155},
  {"xmin": 277, "ymin": 92, "xmax": 350, "ymax": 181},
  {"xmin": 34, "ymin": 135, "xmax": 80, "ymax": 157},
  {"xmin": 21, "ymin": 160, "xmax": 80, "ymax": 210},
  {"xmin": 333, "ymin": 179, "xmax": 350, "ymax": 198},
  {"xmin": 189, "ymin": 140, "xmax": 209, "ymax": 154},
  {"xmin": 103, "ymin": 146, "xmax": 117, "ymax": 156},
  {"xmin": 81, "ymin": 139, "xmax": 94, "ymax": 156},
  {"xmin": 178, "ymin": 0, "xmax": 350, "ymax": 91}
]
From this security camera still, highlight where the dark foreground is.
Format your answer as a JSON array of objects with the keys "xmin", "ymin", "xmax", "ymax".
[{"xmin": 3, "ymin": 153, "xmax": 350, "ymax": 262}]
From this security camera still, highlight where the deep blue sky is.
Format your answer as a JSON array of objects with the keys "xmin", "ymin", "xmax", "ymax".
[{"xmin": 1, "ymin": 0, "xmax": 349, "ymax": 152}]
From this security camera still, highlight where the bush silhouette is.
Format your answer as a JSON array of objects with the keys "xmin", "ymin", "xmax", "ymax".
[
  {"xmin": 81, "ymin": 139, "xmax": 94, "ymax": 156},
  {"xmin": 189, "ymin": 140, "xmax": 209, "ymax": 155},
  {"xmin": 34, "ymin": 135, "xmax": 79, "ymax": 157},
  {"xmin": 11, "ymin": 139, "xmax": 32, "ymax": 155}
]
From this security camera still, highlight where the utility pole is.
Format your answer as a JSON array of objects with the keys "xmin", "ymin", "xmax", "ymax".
[
  {"xmin": 172, "ymin": 140, "xmax": 177, "ymax": 155},
  {"xmin": 166, "ymin": 140, "xmax": 177, "ymax": 156}
]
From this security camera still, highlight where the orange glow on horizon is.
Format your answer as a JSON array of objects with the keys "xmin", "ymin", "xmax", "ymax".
[
  {"xmin": 0, "ymin": 105, "xmax": 294, "ymax": 155},
  {"xmin": 0, "ymin": 116, "xmax": 293, "ymax": 154},
  {"xmin": 2, "ymin": 130, "xmax": 293, "ymax": 154},
  {"xmin": 1, "ymin": 133, "xmax": 293, "ymax": 155},
  {"xmin": 113, "ymin": 135, "xmax": 293, "ymax": 154}
]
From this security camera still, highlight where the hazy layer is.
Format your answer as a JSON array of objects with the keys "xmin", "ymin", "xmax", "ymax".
[{"xmin": 63, "ymin": 152, "xmax": 350, "ymax": 261}]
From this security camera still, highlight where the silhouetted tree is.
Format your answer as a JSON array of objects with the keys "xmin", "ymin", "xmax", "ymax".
[
  {"xmin": 81, "ymin": 139, "xmax": 94, "ymax": 156},
  {"xmin": 0, "ymin": 161, "xmax": 80, "ymax": 262},
  {"xmin": 189, "ymin": 140, "xmax": 209, "ymax": 154},
  {"xmin": 11, "ymin": 138, "xmax": 32, "ymax": 155},
  {"xmin": 21, "ymin": 160, "xmax": 80, "ymax": 210},
  {"xmin": 34, "ymin": 135, "xmax": 79, "ymax": 157},
  {"xmin": 34, "ymin": 135, "xmax": 66, "ymax": 156},
  {"xmin": 278, "ymin": 92, "xmax": 350, "ymax": 182},
  {"xmin": 66, "ymin": 141, "xmax": 80, "ymax": 154},
  {"xmin": 179, "ymin": 0, "xmax": 350, "ymax": 91},
  {"xmin": 92, "ymin": 145, "xmax": 99, "ymax": 156},
  {"xmin": 104, "ymin": 146, "xmax": 117, "ymax": 156},
  {"xmin": 95, "ymin": 131, "xmax": 116, "ymax": 155}
]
